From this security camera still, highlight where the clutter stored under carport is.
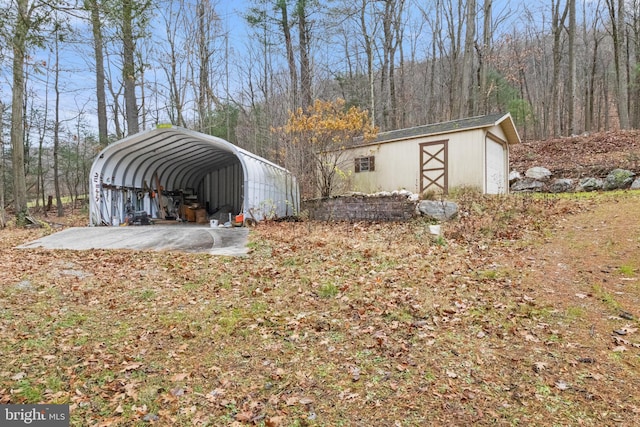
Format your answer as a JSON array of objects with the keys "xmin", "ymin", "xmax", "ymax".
[{"xmin": 89, "ymin": 125, "xmax": 299, "ymax": 226}]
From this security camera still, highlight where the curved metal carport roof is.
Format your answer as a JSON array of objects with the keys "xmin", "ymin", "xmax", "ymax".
[{"xmin": 89, "ymin": 125, "xmax": 299, "ymax": 226}]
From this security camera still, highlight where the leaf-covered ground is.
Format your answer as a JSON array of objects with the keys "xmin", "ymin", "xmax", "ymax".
[
  {"xmin": 510, "ymin": 129, "xmax": 640, "ymax": 178},
  {"xmin": 1, "ymin": 190, "xmax": 639, "ymax": 426}
]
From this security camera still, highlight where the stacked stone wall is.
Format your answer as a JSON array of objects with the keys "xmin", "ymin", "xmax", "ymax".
[{"xmin": 302, "ymin": 194, "xmax": 416, "ymax": 222}]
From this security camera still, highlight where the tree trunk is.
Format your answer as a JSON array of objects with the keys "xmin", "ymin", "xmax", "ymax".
[
  {"xmin": 277, "ymin": 0, "xmax": 299, "ymax": 110},
  {"xmin": 551, "ymin": 0, "xmax": 569, "ymax": 136},
  {"xmin": 196, "ymin": 0, "xmax": 210, "ymax": 131},
  {"xmin": 567, "ymin": 0, "xmax": 577, "ymax": 134},
  {"xmin": 586, "ymin": 29, "xmax": 600, "ymax": 132},
  {"xmin": 359, "ymin": 0, "xmax": 376, "ymax": 127},
  {"xmin": 479, "ymin": 0, "xmax": 492, "ymax": 114},
  {"xmin": 87, "ymin": 0, "xmax": 109, "ymax": 145},
  {"xmin": 122, "ymin": 0, "xmax": 139, "ymax": 135},
  {"xmin": 297, "ymin": 0, "xmax": 312, "ymax": 110},
  {"xmin": 0, "ymin": 102, "xmax": 6, "ymax": 228},
  {"xmin": 630, "ymin": 2, "xmax": 640, "ymax": 128},
  {"xmin": 54, "ymin": 25, "xmax": 64, "ymax": 217},
  {"xmin": 10, "ymin": 0, "xmax": 29, "ymax": 216},
  {"xmin": 461, "ymin": 0, "xmax": 476, "ymax": 117},
  {"xmin": 607, "ymin": 0, "xmax": 630, "ymax": 129}
]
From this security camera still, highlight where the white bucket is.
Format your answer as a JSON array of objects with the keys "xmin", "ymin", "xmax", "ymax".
[
  {"xmin": 210, "ymin": 219, "xmax": 219, "ymax": 228},
  {"xmin": 112, "ymin": 217, "xmax": 120, "ymax": 226}
]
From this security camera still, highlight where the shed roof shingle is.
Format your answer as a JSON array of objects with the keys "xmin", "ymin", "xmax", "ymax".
[{"xmin": 376, "ymin": 112, "xmax": 510, "ymax": 143}]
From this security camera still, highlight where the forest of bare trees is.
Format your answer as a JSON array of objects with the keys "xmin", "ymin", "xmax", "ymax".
[{"xmin": 1, "ymin": 0, "xmax": 639, "ymax": 222}]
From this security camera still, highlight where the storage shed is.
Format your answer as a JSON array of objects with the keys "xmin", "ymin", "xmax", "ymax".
[
  {"xmin": 340, "ymin": 113, "xmax": 520, "ymax": 195},
  {"xmin": 89, "ymin": 125, "xmax": 299, "ymax": 226}
]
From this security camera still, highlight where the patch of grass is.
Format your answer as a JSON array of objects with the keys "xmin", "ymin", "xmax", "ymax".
[
  {"xmin": 385, "ymin": 308, "xmax": 413, "ymax": 323},
  {"xmin": 318, "ymin": 282, "xmax": 339, "ymax": 298},
  {"xmin": 45, "ymin": 374, "xmax": 65, "ymax": 392},
  {"xmin": 182, "ymin": 281, "xmax": 202, "ymax": 291},
  {"xmin": 249, "ymin": 300, "xmax": 267, "ymax": 316},
  {"xmin": 592, "ymin": 283, "xmax": 622, "ymax": 311},
  {"xmin": 54, "ymin": 312, "xmax": 88, "ymax": 329},
  {"xmin": 618, "ymin": 264, "xmax": 636, "ymax": 277},
  {"xmin": 565, "ymin": 305, "xmax": 586, "ymax": 320},
  {"xmin": 217, "ymin": 308, "xmax": 244, "ymax": 335},
  {"xmin": 283, "ymin": 256, "xmax": 300, "ymax": 266},
  {"xmin": 14, "ymin": 379, "xmax": 43, "ymax": 402},
  {"xmin": 432, "ymin": 235, "xmax": 447, "ymax": 246},
  {"xmin": 134, "ymin": 288, "xmax": 156, "ymax": 301},
  {"xmin": 217, "ymin": 273, "xmax": 233, "ymax": 290}
]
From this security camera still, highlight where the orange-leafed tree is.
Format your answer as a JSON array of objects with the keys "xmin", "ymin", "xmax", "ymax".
[{"xmin": 276, "ymin": 99, "xmax": 377, "ymax": 198}]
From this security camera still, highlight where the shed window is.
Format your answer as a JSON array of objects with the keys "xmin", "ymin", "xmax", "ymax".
[{"xmin": 355, "ymin": 156, "xmax": 375, "ymax": 173}]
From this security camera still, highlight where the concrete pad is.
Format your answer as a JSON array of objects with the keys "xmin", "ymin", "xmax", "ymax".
[{"xmin": 18, "ymin": 225, "xmax": 250, "ymax": 256}]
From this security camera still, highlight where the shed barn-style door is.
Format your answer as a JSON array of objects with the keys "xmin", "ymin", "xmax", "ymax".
[{"xmin": 420, "ymin": 140, "xmax": 448, "ymax": 194}]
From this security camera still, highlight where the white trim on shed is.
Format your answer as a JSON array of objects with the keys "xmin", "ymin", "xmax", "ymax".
[{"xmin": 89, "ymin": 126, "xmax": 299, "ymax": 226}]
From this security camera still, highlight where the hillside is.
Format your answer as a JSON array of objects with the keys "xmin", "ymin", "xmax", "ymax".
[{"xmin": 510, "ymin": 130, "xmax": 640, "ymax": 178}]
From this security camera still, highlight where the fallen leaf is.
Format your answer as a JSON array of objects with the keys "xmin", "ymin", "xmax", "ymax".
[
  {"xmin": 266, "ymin": 416, "xmax": 285, "ymax": 427},
  {"xmin": 120, "ymin": 362, "xmax": 142, "ymax": 372},
  {"xmin": 533, "ymin": 362, "xmax": 548, "ymax": 373},
  {"xmin": 170, "ymin": 388, "xmax": 185, "ymax": 397},
  {"xmin": 171, "ymin": 373, "xmax": 190, "ymax": 381},
  {"xmin": 299, "ymin": 397, "xmax": 314, "ymax": 405},
  {"xmin": 235, "ymin": 411, "xmax": 253, "ymax": 422},
  {"xmin": 350, "ymin": 367, "xmax": 361, "ymax": 382},
  {"xmin": 285, "ymin": 396, "xmax": 299, "ymax": 406},
  {"xmin": 11, "ymin": 372, "xmax": 26, "ymax": 381}
]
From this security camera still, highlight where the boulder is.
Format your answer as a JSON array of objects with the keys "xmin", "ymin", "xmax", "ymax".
[
  {"xmin": 578, "ymin": 177, "xmax": 603, "ymax": 192},
  {"xmin": 525, "ymin": 166, "xmax": 552, "ymax": 180},
  {"xmin": 631, "ymin": 177, "xmax": 640, "ymax": 190},
  {"xmin": 549, "ymin": 178, "xmax": 574, "ymax": 193},
  {"xmin": 508, "ymin": 170, "xmax": 522, "ymax": 184},
  {"xmin": 511, "ymin": 178, "xmax": 545, "ymax": 192},
  {"xmin": 417, "ymin": 200, "xmax": 459, "ymax": 221},
  {"xmin": 603, "ymin": 169, "xmax": 635, "ymax": 190}
]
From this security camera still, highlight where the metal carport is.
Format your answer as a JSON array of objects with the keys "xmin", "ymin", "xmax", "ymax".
[{"xmin": 89, "ymin": 125, "xmax": 299, "ymax": 226}]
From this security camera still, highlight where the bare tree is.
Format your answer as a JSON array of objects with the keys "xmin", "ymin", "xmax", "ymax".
[
  {"xmin": 0, "ymin": 103, "xmax": 7, "ymax": 227},
  {"xmin": 460, "ymin": 0, "xmax": 476, "ymax": 117},
  {"xmin": 606, "ymin": 0, "xmax": 630, "ymax": 129},
  {"xmin": 567, "ymin": 0, "xmax": 577, "ymax": 134},
  {"xmin": 122, "ymin": 0, "xmax": 140, "ymax": 134},
  {"xmin": 296, "ymin": 0, "xmax": 313, "ymax": 110},
  {"xmin": 85, "ymin": 0, "xmax": 109, "ymax": 145},
  {"xmin": 9, "ymin": 0, "xmax": 55, "ymax": 218},
  {"xmin": 551, "ymin": 0, "xmax": 569, "ymax": 135}
]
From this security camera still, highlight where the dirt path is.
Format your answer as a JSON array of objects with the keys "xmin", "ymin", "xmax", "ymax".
[
  {"xmin": 510, "ymin": 192, "xmax": 640, "ymax": 419},
  {"xmin": 527, "ymin": 193, "xmax": 640, "ymax": 326}
]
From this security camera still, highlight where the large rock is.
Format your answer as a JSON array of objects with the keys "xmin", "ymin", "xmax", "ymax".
[
  {"xmin": 417, "ymin": 200, "xmax": 459, "ymax": 221},
  {"xmin": 603, "ymin": 169, "xmax": 635, "ymax": 190},
  {"xmin": 525, "ymin": 166, "xmax": 552, "ymax": 180},
  {"xmin": 509, "ymin": 170, "xmax": 522, "ymax": 184},
  {"xmin": 511, "ymin": 178, "xmax": 545, "ymax": 192},
  {"xmin": 549, "ymin": 178, "xmax": 574, "ymax": 193},
  {"xmin": 631, "ymin": 177, "xmax": 640, "ymax": 190},
  {"xmin": 578, "ymin": 177, "xmax": 603, "ymax": 192}
]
